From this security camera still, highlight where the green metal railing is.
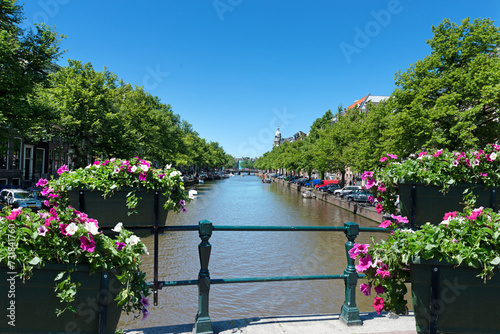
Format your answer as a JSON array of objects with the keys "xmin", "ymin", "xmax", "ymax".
[{"xmin": 146, "ymin": 221, "xmax": 389, "ymax": 334}]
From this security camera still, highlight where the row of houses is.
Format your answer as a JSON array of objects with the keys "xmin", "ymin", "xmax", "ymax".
[{"xmin": 0, "ymin": 135, "xmax": 70, "ymax": 188}]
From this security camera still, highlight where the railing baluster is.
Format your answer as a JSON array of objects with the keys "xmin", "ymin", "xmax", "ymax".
[
  {"xmin": 194, "ymin": 220, "xmax": 213, "ymax": 334},
  {"xmin": 340, "ymin": 222, "xmax": 363, "ymax": 326}
]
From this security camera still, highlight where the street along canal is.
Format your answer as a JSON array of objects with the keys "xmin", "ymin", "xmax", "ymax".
[{"xmin": 118, "ymin": 175, "xmax": 384, "ymax": 330}]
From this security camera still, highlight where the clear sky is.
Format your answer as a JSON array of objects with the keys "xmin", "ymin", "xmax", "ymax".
[{"xmin": 21, "ymin": 0, "xmax": 500, "ymax": 159}]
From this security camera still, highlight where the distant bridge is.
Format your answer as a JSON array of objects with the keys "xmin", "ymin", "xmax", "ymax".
[{"xmin": 225, "ymin": 168, "xmax": 260, "ymax": 175}]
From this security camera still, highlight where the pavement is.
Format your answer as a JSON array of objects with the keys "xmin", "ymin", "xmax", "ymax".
[{"xmin": 124, "ymin": 312, "xmax": 417, "ymax": 334}]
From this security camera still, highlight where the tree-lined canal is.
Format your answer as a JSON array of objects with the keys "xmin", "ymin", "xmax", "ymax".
[{"xmin": 119, "ymin": 175, "xmax": 382, "ymax": 329}]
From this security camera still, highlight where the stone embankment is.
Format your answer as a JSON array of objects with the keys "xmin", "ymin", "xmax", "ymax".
[{"xmin": 274, "ymin": 179, "xmax": 384, "ymax": 223}]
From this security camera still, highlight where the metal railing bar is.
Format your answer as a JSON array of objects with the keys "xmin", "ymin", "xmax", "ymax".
[{"xmin": 212, "ymin": 225, "xmax": 347, "ymax": 232}]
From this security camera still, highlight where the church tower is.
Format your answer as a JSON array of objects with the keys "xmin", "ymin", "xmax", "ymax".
[{"xmin": 273, "ymin": 126, "xmax": 281, "ymax": 148}]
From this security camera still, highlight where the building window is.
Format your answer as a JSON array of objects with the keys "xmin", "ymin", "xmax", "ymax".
[
  {"xmin": 12, "ymin": 178, "xmax": 20, "ymax": 186},
  {"xmin": 11, "ymin": 139, "xmax": 21, "ymax": 170},
  {"xmin": 0, "ymin": 141, "xmax": 7, "ymax": 170},
  {"xmin": 0, "ymin": 179, "xmax": 6, "ymax": 185},
  {"xmin": 35, "ymin": 148, "xmax": 45, "ymax": 175}
]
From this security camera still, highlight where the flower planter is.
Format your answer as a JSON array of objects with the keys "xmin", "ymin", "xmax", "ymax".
[
  {"xmin": 399, "ymin": 182, "xmax": 498, "ymax": 227},
  {"xmin": 68, "ymin": 188, "xmax": 168, "ymax": 228},
  {"xmin": 0, "ymin": 264, "xmax": 122, "ymax": 334},
  {"xmin": 411, "ymin": 258, "xmax": 500, "ymax": 333}
]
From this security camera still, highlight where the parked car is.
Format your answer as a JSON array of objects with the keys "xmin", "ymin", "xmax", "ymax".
[
  {"xmin": 305, "ymin": 179, "xmax": 321, "ymax": 187},
  {"xmin": 315, "ymin": 179, "xmax": 340, "ymax": 189},
  {"xmin": 0, "ymin": 189, "xmax": 42, "ymax": 210},
  {"xmin": 344, "ymin": 189, "xmax": 371, "ymax": 202},
  {"xmin": 326, "ymin": 184, "xmax": 342, "ymax": 193},
  {"xmin": 333, "ymin": 186, "xmax": 363, "ymax": 197},
  {"xmin": 27, "ymin": 187, "xmax": 50, "ymax": 209}
]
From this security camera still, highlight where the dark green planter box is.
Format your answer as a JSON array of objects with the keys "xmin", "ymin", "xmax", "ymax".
[
  {"xmin": 68, "ymin": 188, "xmax": 168, "ymax": 228},
  {"xmin": 411, "ymin": 258, "xmax": 500, "ymax": 333},
  {"xmin": 399, "ymin": 183, "xmax": 498, "ymax": 227},
  {"xmin": 0, "ymin": 264, "xmax": 122, "ymax": 334}
]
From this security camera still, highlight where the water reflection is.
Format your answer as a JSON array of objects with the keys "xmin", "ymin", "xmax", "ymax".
[{"xmin": 118, "ymin": 176, "xmax": 385, "ymax": 330}]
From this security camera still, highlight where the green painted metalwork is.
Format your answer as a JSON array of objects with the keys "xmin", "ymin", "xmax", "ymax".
[
  {"xmin": 194, "ymin": 220, "xmax": 213, "ymax": 334},
  {"xmin": 340, "ymin": 222, "xmax": 363, "ymax": 326},
  {"xmin": 144, "ymin": 221, "xmax": 389, "ymax": 333}
]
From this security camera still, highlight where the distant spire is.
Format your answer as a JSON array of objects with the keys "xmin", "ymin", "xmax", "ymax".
[{"xmin": 273, "ymin": 126, "xmax": 281, "ymax": 147}]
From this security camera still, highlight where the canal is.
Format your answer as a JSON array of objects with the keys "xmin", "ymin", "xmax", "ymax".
[{"xmin": 118, "ymin": 175, "xmax": 383, "ymax": 330}]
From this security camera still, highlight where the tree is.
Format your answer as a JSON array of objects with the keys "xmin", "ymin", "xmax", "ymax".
[
  {"xmin": 385, "ymin": 18, "xmax": 500, "ymax": 155},
  {"xmin": 0, "ymin": 0, "xmax": 64, "ymax": 141}
]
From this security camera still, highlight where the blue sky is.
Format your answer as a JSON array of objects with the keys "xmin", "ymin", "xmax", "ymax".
[{"xmin": 21, "ymin": 1, "xmax": 500, "ymax": 158}]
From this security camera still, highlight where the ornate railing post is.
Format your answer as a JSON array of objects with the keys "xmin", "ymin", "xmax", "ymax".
[
  {"xmin": 340, "ymin": 222, "xmax": 362, "ymax": 326},
  {"xmin": 194, "ymin": 220, "xmax": 213, "ymax": 334}
]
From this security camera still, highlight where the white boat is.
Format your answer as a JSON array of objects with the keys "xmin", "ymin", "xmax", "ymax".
[{"xmin": 302, "ymin": 191, "xmax": 316, "ymax": 199}]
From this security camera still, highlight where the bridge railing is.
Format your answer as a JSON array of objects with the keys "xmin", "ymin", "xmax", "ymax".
[{"xmin": 146, "ymin": 221, "xmax": 390, "ymax": 334}]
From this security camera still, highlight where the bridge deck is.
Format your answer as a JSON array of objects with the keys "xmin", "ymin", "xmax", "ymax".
[{"xmin": 124, "ymin": 312, "xmax": 417, "ymax": 334}]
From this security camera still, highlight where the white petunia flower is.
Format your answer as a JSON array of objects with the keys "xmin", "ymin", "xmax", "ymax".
[
  {"xmin": 85, "ymin": 221, "xmax": 99, "ymax": 235},
  {"xmin": 112, "ymin": 222, "xmax": 123, "ymax": 233},
  {"xmin": 126, "ymin": 235, "xmax": 141, "ymax": 246},
  {"xmin": 66, "ymin": 223, "xmax": 79, "ymax": 236}
]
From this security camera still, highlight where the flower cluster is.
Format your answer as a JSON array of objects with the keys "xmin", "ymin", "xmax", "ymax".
[
  {"xmin": 351, "ymin": 193, "xmax": 500, "ymax": 315},
  {"xmin": 363, "ymin": 144, "xmax": 500, "ymax": 216},
  {"xmin": 0, "ymin": 205, "xmax": 151, "ymax": 319},
  {"xmin": 39, "ymin": 157, "xmax": 190, "ymax": 214}
]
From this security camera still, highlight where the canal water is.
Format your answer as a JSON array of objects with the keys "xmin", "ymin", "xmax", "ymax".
[{"xmin": 118, "ymin": 175, "xmax": 383, "ymax": 330}]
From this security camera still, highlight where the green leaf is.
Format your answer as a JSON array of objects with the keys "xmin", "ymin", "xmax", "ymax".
[
  {"xmin": 490, "ymin": 257, "xmax": 500, "ymax": 265},
  {"xmin": 29, "ymin": 257, "xmax": 41, "ymax": 265}
]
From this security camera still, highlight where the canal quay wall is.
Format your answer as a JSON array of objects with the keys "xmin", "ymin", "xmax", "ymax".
[{"xmin": 274, "ymin": 179, "xmax": 384, "ymax": 223}]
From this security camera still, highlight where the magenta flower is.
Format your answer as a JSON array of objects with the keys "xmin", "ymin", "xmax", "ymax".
[
  {"xmin": 379, "ymin": 220, "xmax": 392, "ymax": 228},
  {"xmin": 5, "ymin": 208, "xmax": 22, "ymax": 220},
  {"xmin": 379, "ymin": 156, "xmax": 387, "ymax": 162},
  {"xmin": 375, "ymin": 203, "xmax": 383, "ymax": 214},
  {"xmin": 418, "ymin": 151, "xmax": 427, "ymax": 158},
  {"xmin": 480, "ymin": 173, "xmax": 488, "ymax": 177},
  {"xmin": 376, "ymin": 268, "xmax": 391, "ymax": 278},
  {"xmin": 368, "ymin": 195, "xmax": 374, "ymax": 203},
  {"xmin": 116, "ymin": 242, "xmax": 126, "ymax": 251},
  {"xmin": 60, "ymin": 223, "xmax": 69, "ymax": 236},
  {"xmin": 365, "ymin": 178, "xmax": 376, "ymax": 189},
  {"xmin": 433, "ymin": 149, "xmax": 443, "ymax": 157},
  {"xmin": 360, "ymin": 283, "xmax": 371, "ymax": 296},
  {"xmin": 374, "ymin": 285, "xmax": 384, "ymax": 295},
  {"xmin": 373, "ymin": 297, "xmax": 384, "ymax": 314},
  {"xmin": 36, "ymin": 178, "xmax": 49, "ymax": 187},
  {"xmin": 377, "ymin": 184, "xmax": 387, "ymax": 192},
  {"xmin": 391, "ymin": 214, "xmax": 408, "ymax": 224},
  {"xmin": 348, "ymin": 243, "xmax": 370, "ymax": 259},
  {"xmin": 138, "ymin": 171, "xmax": 147, "ymax": 181},
  {"xmin": 387, "ymin": 154, "xmax": 398, "ymax": 159},
  {"xmin": 361, "ymin": 171, "xmax": 373, "ymax": 180},
  {"xmin": 452, "ymin": 160, "xmax": 459, "ymax": 167},
  {"xmin": 442, "ymin": 211, "xmax": 457, "ymax": 222},
  {"xmin": 80, "ymin": 234, "xmax": 96, "ymax": 252},
  {"xmin": 181, "ymin": 207, "xmax": 187, "ymax": 213},
  {"xmin": 179, "ymin": 200, "xmax": 186, "ymax": 206},
  {"xmin": 355, "ymin": 255, "xmax": 373, "ymax": 273},
  {"xmin": 57, "ymin": 164, "xmax": 69, "ymax": 175},
  {"xmin": 142, "ymin": 308, "xmax": 150, "ymax": 321},
  {"xmin": 140, "ymin": 296, "xmax": 150, "ymax": 308},
  {"xmin": 467, "ymin": 207, "xmax": 483, "ymax": 221},
  {"xmin": 466, "ymin": 158, "xmax": 471, "ymax": 167}
]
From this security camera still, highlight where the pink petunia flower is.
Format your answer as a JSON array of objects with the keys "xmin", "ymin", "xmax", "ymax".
[
  {"xmin": 376, "ymin": 268, "xmax": 391, "ymax": 278},
  {"xmin": 379, "ymin": 157, "xmax": 387, "ymax": 162},
  {"xmin": 5, "ymin": 208, "xmax": 23, "ymax": 220},
  {"xmin": 355, "ymin": 255, "xmax": 373, "ymax": 273},
  {"xmin": 391, "ymin": 214, "xmax": 409, "ymax": 224},
  {"xmin": 365, "ymin": 178, "xmax": 376, "ymax": 189},
  {"xmin": 379, "ymin": 220, "xmax": 392, "ymax": 228},
  {"xmin": 361, "ymin": 171, "xmax": 373, "ymax": 180},
  {"xmin": 138, "ymin": 171, "xmax": 147, "ymax": 181},
  {"xmin": 374, "ymin": 285, "xmax": 384, "ymax": 295},
  {"xmin": 387, "ymin": 154, "xmax": 398, "ymax": 159},
  {"xmin": 37, "ymin": 225, "xmax": 49, "ymax": 236},
  {"xmin": 373, "ymin": 297, "xmax": 384, "ymax": 314},
  {"xmin": 442, "ymin": 211, "xmax": 457, "ymax": 222},
  {"xmin": 360, "ymin": 283, "xmax": 371, "ymax": 296},
  {"xmin": 36, "ymin": 178, "xmax": 49, "ymax": 187},
  {"xmin": 375, "ymin": 203, "xmax": 383, "ymax": 214},
  {"xmin": 433, "ymin": 149, "xmax": 443, "ymax": 157},
  {"xmin": 467, "ymin": 207, "xmax": 483, "ymax": 221},
  {"xmin": 116, "ymin": 242, "xmax": 126, "ymax": 251},
  {"xmin": 80, "ymin": 234, "xmax": 96, "ymax": 252},
  {"xmin": 57, "ymin": 165, "xmax": 69, "ymax": 175},
  {"xmin": 348, "ymin": 243, "xmax": 370, "ymax": 259}
]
